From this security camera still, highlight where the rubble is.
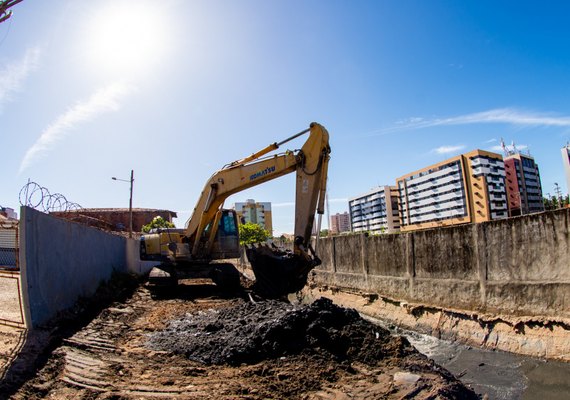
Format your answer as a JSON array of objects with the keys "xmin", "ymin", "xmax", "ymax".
[{"xmin": 148, "ymin": 298, "xmax": 408, "ymax": 365}]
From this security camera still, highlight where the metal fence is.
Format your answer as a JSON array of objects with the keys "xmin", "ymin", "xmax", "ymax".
[
  {"xmin": 0, "ymin": 270, "xmax": 24, "ymax": 327},
  {"xmin": 0, "ymin": 222, "xmax": 24, "ymax": 327},
  {"xmin": 0, "ymin": 221, "xmax": 18, "ymax": 270}
]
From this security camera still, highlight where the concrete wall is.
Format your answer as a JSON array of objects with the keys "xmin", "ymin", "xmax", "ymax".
[
  {"xmin": 314, "ymin": 208, "xmax": 570, "ymax": 319},
  {"xmin": 19, "ymin": 207, "xmax": 142, "ymax": 328}
]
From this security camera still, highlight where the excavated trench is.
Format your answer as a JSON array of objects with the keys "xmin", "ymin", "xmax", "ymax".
[{"xmin": 4, "ymin": 276, "xmax": 481, "ymax": 399}]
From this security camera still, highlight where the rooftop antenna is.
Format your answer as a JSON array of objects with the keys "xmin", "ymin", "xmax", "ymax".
[
  {"xmin": 511, "ymin": 140, "xmax": 519, "ymax": 155},
  {"xmin": 500, "ymin": 138, "xmax": 510, "ymax": 157}
]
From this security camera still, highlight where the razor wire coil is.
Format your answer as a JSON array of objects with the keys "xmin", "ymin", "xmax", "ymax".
[{"xmin": 19, "ymin": 181, "xmax": 82, "ymax": 213}]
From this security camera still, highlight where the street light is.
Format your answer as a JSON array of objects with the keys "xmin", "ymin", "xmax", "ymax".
[
  {"xmin": 112, "ymin": 170, "xmax": 134, "ymax": 238},
  {"xmin": 554, "ymin": 182, "xmax": 562, "ymax": 208}
]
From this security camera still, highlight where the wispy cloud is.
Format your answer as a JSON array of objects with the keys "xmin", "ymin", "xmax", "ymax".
[
  {"xmin": 329, "ymin": 197, "xmax": 348, "ymax": 204},
  {"xmin": 0, "ymin": 47, "xmax": 41, "ymax": 111},
  {"xmin": 273, "ymin": 198, "xmax": 347, "ymax": 208},
  {"xmin": 19, "ymin": 82, "xmax": 133, "ymax": 173},
  {"xmin": 380, "ymin": 108, "xmax": 570, "ymax": 134},
  {"xmin": 484, "ymin": 138, "xmax": 497, "ymax": 144},
  {"xmin": 273, "ymin": 202, "xmax": 295, "ymax": 208},
  {"xmin": 432, "ymin": 145, "xmax": 466, "ymax": 155}
]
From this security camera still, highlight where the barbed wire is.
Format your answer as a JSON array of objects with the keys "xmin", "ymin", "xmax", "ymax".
[{"xmin": 19, "ymin": 181, "xmax": 82, "ymax": 213}]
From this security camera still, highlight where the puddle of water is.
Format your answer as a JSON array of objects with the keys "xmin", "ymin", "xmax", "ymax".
[{"xmin": 365, "ymin": 316, "xmax": 570, "ymax": 400}]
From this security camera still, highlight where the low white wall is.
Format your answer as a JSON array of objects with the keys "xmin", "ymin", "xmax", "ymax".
[{"xmin": 126, "ymin": 238, "xmax": 158, "ymax": 275}]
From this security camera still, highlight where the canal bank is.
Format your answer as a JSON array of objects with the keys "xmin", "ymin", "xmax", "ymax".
[
  {"xmin": 296, "ymin": 288, "xmax": 570, "ymax": 399},
  {"xmin": 379, "ymin": 318, "xmax": 570, "ymax": 400}
]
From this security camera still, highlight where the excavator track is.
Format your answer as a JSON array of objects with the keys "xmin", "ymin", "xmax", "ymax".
[{"xmin": 147, "ymin": 263, "xmax": 241, "ymax": 298}]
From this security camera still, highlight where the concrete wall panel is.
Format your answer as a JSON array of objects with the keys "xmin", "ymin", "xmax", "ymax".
[
  {"xmin": 315, "ymin": 238, "xmax": 334, "ymax": 272},
  {"xmin": 333, "ymin": 235, "xmax": 362, "ymax": 274},
  {"xmin": 410, "ymin": 279, "xmax": 481, "ymax": 311},
  {"xmin": 366, "ymin": 234, "xmax": 407, "ymax": 277},
  {"xmin": 19, "ymin": 207, "xmax": 129, "ymax": 328},
  {"xmin": 315, "ymin": 270, "xmax": 368, "ymax": 291},
  {"xmin": 413, "ymin": 224, "xmax": 477, "ymax": 280},
  {"xmin": 366, "ymin": 275, "xmax": 409, "ymax": 300},
  {"xmin": 486, "ymin": 210, "xmax": 570, "ymax": 281},
  {"xmin": 485, "ymin": 282, "xmax": 570, "ymax": 318}
]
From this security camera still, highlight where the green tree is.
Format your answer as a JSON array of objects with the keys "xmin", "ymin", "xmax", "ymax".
[
  {"xmin": 543, "ymin": 197, "xmax": 552, "ymax": 210},
  {"xmin": 238, "ymin": 222, "xmax": 269, "ymax": 245},
  {"xmin": 319, "ymin": 229, "xmax": 329, "ymax": 237},
  {"xmin": 142, "ymin": 216, "xmax": 175, "ymax": 233}
]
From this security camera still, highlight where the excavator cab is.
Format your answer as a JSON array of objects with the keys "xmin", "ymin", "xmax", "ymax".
[
  {"xmin": 141, "ymin": 210, "xmax": 240, "ymax": 262},
  {"xmin": 208, "ymin": 210, "xmax": 240, "ymax": 260}
]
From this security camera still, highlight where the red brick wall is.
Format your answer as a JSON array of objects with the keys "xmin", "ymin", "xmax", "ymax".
[{"xmin": 51, "ymin": 210, "xmax": 176, "ymax": 233}]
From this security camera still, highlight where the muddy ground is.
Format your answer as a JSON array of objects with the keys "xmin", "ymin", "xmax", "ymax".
[{"xmin": 1, "ymin": 276, "xmax": 478, "ymax": 399}]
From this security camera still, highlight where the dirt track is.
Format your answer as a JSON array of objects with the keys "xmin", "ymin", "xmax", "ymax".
[{"xmin": 3, "ymin": 278, "xmax": 478, "ymax": 399}]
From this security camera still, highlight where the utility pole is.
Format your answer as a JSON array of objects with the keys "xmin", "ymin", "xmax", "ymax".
[
  {"xmin": 0, "ymin": 0, "xmax": 24, "ymax": 24},
  {"xmin": 112, "ymin": 170, "xmax": 135, "ymax": 238},
  {"xmin": 128, "ymin": 169, "xmax": 134, "ymax": 238}
]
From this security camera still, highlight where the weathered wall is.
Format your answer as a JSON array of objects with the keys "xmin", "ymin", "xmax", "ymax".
[
  {"xmin": 314, "ymin": 208, "xmax": 570, "ymax": 319},
  {"xmin": 19, "ymin": 207, "xmax": 137, "ymax": 328},
  {"xmin": 308, "ymin": 208, "xmax": 570, "ymax": 360}
]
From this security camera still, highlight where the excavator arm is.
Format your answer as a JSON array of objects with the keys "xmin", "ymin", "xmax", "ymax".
[
  {"xmin": 185, "ymin": 122, "xmax": 330, "ymax": 265},
  {"xmin": 140, "ymin": 122, "xmax": 330, "ymax": 298}
]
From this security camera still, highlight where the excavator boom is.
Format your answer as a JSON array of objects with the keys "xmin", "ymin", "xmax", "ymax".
[{"xmin": 140, "ymin": 122, "xmax": 330, "ymax": 298}]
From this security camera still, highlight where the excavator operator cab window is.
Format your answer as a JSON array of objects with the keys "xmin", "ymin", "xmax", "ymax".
[
  {"xmin": 211, "ymin": 210, "xmax": 240, "ymax": 258},
  {"xmin": 218, "ymin": 210, "xmax": 238, "ymax": 237}
]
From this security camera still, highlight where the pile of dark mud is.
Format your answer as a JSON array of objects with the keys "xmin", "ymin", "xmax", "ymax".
[{"xmin": 147, "ymin": 297, "xmax": 416, "ymax": 366}]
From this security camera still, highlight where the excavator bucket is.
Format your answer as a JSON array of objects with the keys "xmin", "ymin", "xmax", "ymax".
[{"xmin": 246, "ymin": 244, "xmax": 321, "ymax": 298}]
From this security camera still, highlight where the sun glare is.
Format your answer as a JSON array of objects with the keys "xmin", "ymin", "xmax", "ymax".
[{"xmin": 84, "ymin": 1, "xmax": 168, "ymax": 77}]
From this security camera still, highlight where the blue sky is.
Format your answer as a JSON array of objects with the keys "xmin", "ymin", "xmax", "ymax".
[{"xmin": 2, "ymin": 0, "xmax": 570, "ymax": 234}]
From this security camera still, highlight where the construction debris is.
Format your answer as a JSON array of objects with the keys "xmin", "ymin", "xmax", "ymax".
[
  {"xmin": 148, "ymin": 298, "xmax": 401, "ymax": 365},
  {"xmin": 6, "ymin": 280, "xmax": 479, "ymax": 399}
]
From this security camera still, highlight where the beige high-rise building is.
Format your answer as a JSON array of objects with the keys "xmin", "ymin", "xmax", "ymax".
[
  {"xmin": 397, "ymin": 150, "xmax": 508, "ymax": 232},
  {"xmin": 234, "ymin": 199, "xmax": 273, "ymax": 236},
  {"xmin": 329, "ymin": 212, "xmax": 351, "ymax": 234}
]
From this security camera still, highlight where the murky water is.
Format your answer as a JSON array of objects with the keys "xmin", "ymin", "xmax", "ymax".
[{"xmin": 366, "ymin": 317, "xmax": 570, "ymax": 400}]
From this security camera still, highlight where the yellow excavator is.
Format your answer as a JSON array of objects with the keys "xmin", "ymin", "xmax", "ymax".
[{"xmin": 140, "ymin": 122, "xmax": 331, "ymax": 298}]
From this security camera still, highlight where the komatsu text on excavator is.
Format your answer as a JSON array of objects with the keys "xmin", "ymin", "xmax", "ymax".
[{"xmin": 140, "ymin": 122, "xmax": 330, "ymax": 298}]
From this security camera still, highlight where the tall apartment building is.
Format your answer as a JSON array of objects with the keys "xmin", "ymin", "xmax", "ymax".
[
  {"xmin": 234, "ymin": 199, "xmax": 273, "ymax": 235},
  {"xmin": 329, "ymin": 212, "xmax": 351, "ymax": 234},
  {"xmin": 562, "ymin": 144, "xmax": 570, "ymax": 195},
  {"xmin": 348, "ymin": 186, "xmax": 400, "ymax": 234},
  {"xmin": 504, "ymin": 153, "xmax": 544, "ymax": 215},
  {"xmin": 397, "ymin": 150, "xmax": 508, "ymax": 232}
]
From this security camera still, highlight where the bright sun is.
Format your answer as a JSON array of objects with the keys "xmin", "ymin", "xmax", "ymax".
[{"xmin": 84, "ymin": 1, "xmax": 168, "ymax": 77}]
